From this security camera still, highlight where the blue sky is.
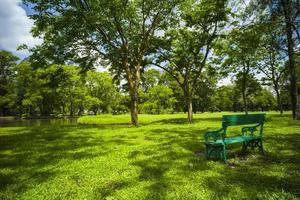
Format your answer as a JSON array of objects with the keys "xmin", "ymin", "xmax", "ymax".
[
  {"xmin": 0, "ymin": 0, "xmax": 41, "ymax": 59},
  {"xmin": 21, "ymin": 2, "xmax": 35, "ymax": 16}
]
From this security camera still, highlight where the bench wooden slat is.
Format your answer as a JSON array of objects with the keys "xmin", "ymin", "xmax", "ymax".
[{"xmin": 222, "ymin": 114, "xmax": 265, "ymax": 127}]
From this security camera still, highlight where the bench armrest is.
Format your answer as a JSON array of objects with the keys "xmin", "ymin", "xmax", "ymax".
[
  {"xmin": 204, "ymin": 128, "xmax": 225, "ymax": 143},
  {"xmin": 241, "ymin": 124, "xmax": 262, "ymax": 136}
]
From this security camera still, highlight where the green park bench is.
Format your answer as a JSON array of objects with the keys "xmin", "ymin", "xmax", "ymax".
[{"xmin": 204, "ymin": 114, "xmax": 266, "ymax": 163}]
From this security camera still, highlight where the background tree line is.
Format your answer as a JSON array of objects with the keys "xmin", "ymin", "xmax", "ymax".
[{"xmin": 0, "ymin": 50, "xmax": 294, "ymax": 118}]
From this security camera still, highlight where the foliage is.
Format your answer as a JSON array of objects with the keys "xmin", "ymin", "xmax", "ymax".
[
  {"xmin": 212, "ymin": 85, "xmax": 235, "ymax": 112},
  {"xmin": 0, "ymin": 50, "xmax": 19, "ymax": 115},
  {"xmin": 140, "ymin": 85, "xmax": 176, "ymax": 114},
  {"xmin": 5, "ymin": 61, "xmax": 125, "ymax": 117},
  {"xmin": 86, "ymin": 71, "xmax": 120, "ymax": 114}
]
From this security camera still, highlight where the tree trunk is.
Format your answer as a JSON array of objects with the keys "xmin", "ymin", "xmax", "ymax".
[
  {"xmin": 126, "ymin": 64, "xmax": 140, "ymax": 126},
  {"xmin": 130, "ymin": 92, "xmax": 139, "ymax": 126},
  {"xmin": 93, "ymin": 107, "xmax": 97, "ymax": 115},
  {"xmin": 70, "ymin": 101, "xmax": 74, "ymax": 117},
  {"xmin": 187, "ymin": 95, "xmax": 193, "ymax": 124},
  {"xmin": 183, "ymin": 83, "xmax": 193, "ymax": 124},
  {"xmin": 297, "ymin": 97, "xmax": 300, "ymax": 119},
  {"xmin": 242, "ymin": 71, "xmax": 248, "ymax": 114},
  {"xmin": 123, "ymin": 57, "xmax": 140, "ymax": 126},
  {"xmin": 282, "ymin": 0, "xmax": 300, "ymax": 120},
  {"xmin": 274, "ymin": 85, "xmax": 283, "ymax": 115},
  {"xmin": 62, "ymin": 103, "xmax": 66, "ymax": 116}
]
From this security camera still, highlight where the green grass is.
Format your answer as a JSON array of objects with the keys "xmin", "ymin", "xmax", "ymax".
[{"xmin": 0, "ymin": 112, "xmax": 300, "ymax": 199}]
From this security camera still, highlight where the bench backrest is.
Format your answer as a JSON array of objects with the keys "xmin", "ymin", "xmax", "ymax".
[{"xmin": 222, "ymin": 114, "xmax": 265, "ymax": 128}]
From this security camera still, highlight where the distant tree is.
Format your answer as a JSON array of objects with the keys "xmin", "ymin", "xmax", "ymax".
[
  {"xmin": 84, "ymin": 96, "xmax": 102, "ymax": 115},
  {"xmin": 233, "ymin": 73, "xmax": 262, "ymax": 113},
  {"xmin": 0, "ymin": 51, "xmax": 18, "ymax": 116},
  {"xmin": 159, "ymin": 72, "xmax": 185, "ymax": 113},
  {"xmin": 14, "ymin": 62, "xmax": 43, "ymax": 117},
  {"xmin": 212, "ymin": 85, "xmax": 235, "ymax": 112},
  {"xmin": 193, "ymin": 68, "xmax": 218, "ymax": 113},
  {"xmin": 85, "ymin": 71, "xmax": 119, "ymax": 113},
  {"xmin": 141, "ymin": 69, "xmax": 161, "ymax": 93},
  {"xmin": 141, "ymin": 85, "xmax": 176, "ymax": 114},
  {"xmin": 37, "ymin": 64, "xmax": 86, "ymax": 117},
  {"xmin": 256, "ymin": 88, "xmax": 276, "ymax": 111}
]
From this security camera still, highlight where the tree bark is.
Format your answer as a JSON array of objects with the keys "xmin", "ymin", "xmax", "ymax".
[
  {"xmin": 130, "ymin": 91, "xmax": 139, "ymax": 126},
  {"xmin": 122, "ymin": 51, "xmax": 140, "ymax": 126},
  {"xmin": 187, "ymin": 95, "xmax": 193, "ymax": 124},
  {"xmin": 131, "ymin": 61, "xmax": 141, "ymax": 126},
  {"xmin": 242, "ymin": 71, "xmax": 248, "ymax": 114},
  {"xmin": 282, "ymin": 0, "xmax": 300, "ymax": 120},
  {"xmin": 124, "ymin": 63, "xmax": 140, "ymax": 126},
  {"xmin": 274, "ymin": 84, "xmax": 283, "ymax": 115},
  {"xmin": 183, "ymin": 83, "xmax": 193, "ymax": 124},
  {"xmin": 70, "ymin": 101, "xmax": 74, "ymax": 117}
]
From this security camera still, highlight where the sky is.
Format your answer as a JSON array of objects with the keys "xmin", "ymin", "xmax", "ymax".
[{"xmin": 0, "ymin": 0, "xmax": 41, "ymax": 59}]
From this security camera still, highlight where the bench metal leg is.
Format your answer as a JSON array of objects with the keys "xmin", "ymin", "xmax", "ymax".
[
  {"xmin": 205, "ymin": 145, "xmax": 209, "ymax": 159},
  {"xmin": 242, "ymin": 142, "xmax": 247, "ymax": 154},
  {"xmin": 259, "ymin": 139, "xmax": 265, "ymax": 156},
  {"xmin": 222, "ymin": 145, "xmax": 227, "ymax": 163},
  {"xmin": 206, "ymin": 144, "xmax": 226, "ymax": 162}
]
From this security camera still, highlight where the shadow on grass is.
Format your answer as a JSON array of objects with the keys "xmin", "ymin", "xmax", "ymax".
[{"xmin": 147, "ymin": 117, "xmax": 222, "ymax": 125}]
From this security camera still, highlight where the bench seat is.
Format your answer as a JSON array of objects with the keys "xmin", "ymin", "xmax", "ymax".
[{"xmin": 206, "ymin": 135, "xmax": 261, "ymax": 145}]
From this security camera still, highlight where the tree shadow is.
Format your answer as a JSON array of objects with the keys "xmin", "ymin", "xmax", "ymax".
[{"xmin": 146, "ymin": 117, "xmax": 222, "ymax": 125}]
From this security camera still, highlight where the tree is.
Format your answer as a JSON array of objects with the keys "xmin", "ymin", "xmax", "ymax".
[
  {"xmin": 257, "ymin": 20, "xmax": 286, "ymax": 114},
  {"xmin": 212, "ymin": 85, "xmax": 234, "ymax": 112},
  {"xmin": 0, "ymin": 51, "xmax": 18, "ymax": 116},
  {"xmin": 85, "ymin": 71, "xmax": 119, "ymax": 113},
  {"xmin": 141, "ymin": 85, "xmax": 176, "ymax": 114},
  {"xmin": 234, "ymin": 72, "xmax": 262, "ymax": 113},
  {"xmin": 14, "ymin": 61, "xmax": 43, "ymax": 117},
  {"xmin": 282, "ymin": 0, "xmax": 300, "ymax": 119},
  {"xmin": 193, "ymin": 68, "xmax": 218, "ymax": 113},
  {"xmin": 24, "ymin": 0, "xmax": 180, "ymax": 126},
  {"xmin": 154, "ymin": 0, "xmax": 229, "ymax": 123},
  {"xmin": 84, "ymin": 96, "xmax": 102, "ymax": 115},
  {"xmin": 246, "ymin": 0, "xmax": 300, "ymax": 119},
  {"xmin": 216, "ymin": 26, "xmax": 261, "ymax": 114},
  {"xmin": 141, "ymin": 69, "xmax": 161, "ymax": 92},
  {"xmin": 36, "ymin": 64, "xmax": 86, "ymax": 117},
  {"xmin": 256, "ymin": 88, "xmax": 276, "ymax": 111}
]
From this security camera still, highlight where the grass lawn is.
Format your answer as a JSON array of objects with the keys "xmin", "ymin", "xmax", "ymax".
[{"xmin": 0, "ymin": 112, "xmax": 300, "ymax": 199}]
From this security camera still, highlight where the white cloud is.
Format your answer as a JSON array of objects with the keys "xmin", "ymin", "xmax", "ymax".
[
  {"xmin": 217, "ymin": 77, "xmax": 232, "ymax": 86},
  {"xmin": 0, "ymin": 0, "xmax": 42, "ymax": 59}
]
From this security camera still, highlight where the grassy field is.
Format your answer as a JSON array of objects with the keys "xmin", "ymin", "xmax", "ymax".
[{"xmin": 0, "ymin": 112, "xmax": 300, "ymax": 199}]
